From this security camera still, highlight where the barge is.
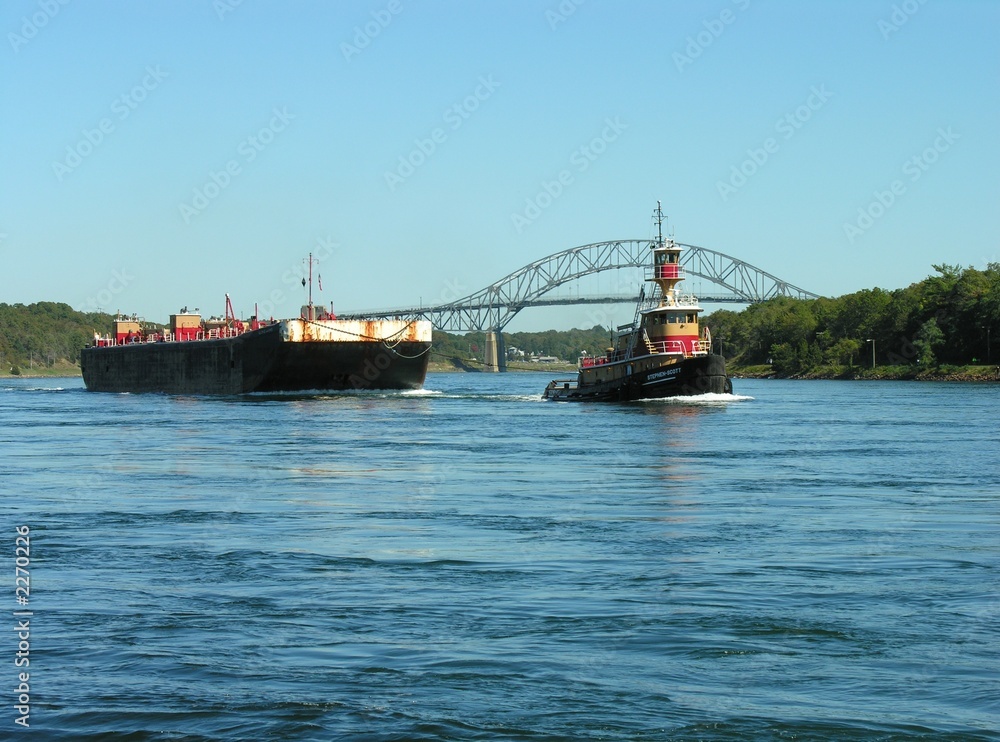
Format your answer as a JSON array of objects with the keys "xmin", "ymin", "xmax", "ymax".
[{"xmin": 81, "ymin": 260, "xmax": 431, "ymax": 394}]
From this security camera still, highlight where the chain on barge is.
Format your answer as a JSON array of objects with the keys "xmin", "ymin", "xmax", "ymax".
[
  {"xmin": 543, "ymin": 203, "xmax": 732, "ymax": 402},
  {"xmin": 80, "ymin": 259, "xmax": 432, "ymax": 395}
]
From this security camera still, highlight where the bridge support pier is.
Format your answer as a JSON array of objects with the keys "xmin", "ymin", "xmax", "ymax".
[{"xmin": 484, "ymin": 330, "xmax": 506, "ymax": 372}]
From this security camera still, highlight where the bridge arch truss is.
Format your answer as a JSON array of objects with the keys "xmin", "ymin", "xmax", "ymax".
[{"xmin": 342, "ymin": 239, "xmax": 819, "ymax": 332}]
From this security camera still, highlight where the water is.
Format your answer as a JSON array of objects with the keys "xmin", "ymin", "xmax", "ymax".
[{"xmin": 2, "ymin": 374, "xmax": 998, "ymax": 740}]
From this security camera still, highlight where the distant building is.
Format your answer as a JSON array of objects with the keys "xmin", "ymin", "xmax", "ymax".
[{"xmin": 530, "ymin": 353, "xmax": 560, "ymax": 363}]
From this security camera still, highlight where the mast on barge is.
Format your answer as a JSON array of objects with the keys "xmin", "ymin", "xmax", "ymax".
[{"xmin": 302, "ymin": 252, "xmax": 317, "ymax": 320}]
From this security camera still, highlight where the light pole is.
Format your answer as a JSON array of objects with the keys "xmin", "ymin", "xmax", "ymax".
[{"xmin": 866, "ymin": 338, "xmax": 875, "ymax": 369}]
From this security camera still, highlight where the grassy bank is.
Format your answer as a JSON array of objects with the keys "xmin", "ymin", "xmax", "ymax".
[
  {"xmin": 1, "ymin": 360, "xmax": 82, "ymax": 378},
  {"xmin": 730, "ymin": 362, "xmax": 1000, "ymax": 382}
]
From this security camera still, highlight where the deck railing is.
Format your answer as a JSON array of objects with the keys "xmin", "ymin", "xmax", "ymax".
[
  {"xmin": 644, "ymin": 265, "xmax": 685, "ymax": 281},
  {"xmin": 644, "ymin": 339, "xmax": 710, "ymax": 356},
  {"xmin": 93, "ymin": 325, "xmax": 249, "ymax": 347},
  {"xmin": 579, "ymin": 339, "xmax": 710, "ymax": 367}
]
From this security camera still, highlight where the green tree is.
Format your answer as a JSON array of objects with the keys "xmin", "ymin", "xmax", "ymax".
[
  {"xmin": 769, "ymin": 342, "xmax": 798, "ymax": 374},
  {"xmin": 826, "ymin": 337, "xmax": 861, "ymax": 366},
  {"xmin": 914, "ymin": 318, "xmax": 945, "ymax": 366}
]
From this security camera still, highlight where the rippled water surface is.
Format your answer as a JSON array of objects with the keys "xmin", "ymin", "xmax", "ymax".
[{"xmin": 2, "ymin": 374, "xmax": 998, "ymax": 740}]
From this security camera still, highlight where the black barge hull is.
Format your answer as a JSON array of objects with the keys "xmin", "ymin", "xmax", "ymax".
[
  {"xmin": 544, "ymin": 353, "xmax": 731, "ymax": 402},
  {"xmin": 81, "ymin": 323, "xmax": 430, "ymax": 395}
]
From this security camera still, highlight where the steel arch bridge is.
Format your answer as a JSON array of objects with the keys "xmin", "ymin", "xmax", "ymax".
[{"xmin": 340, "ymin": 239, "xmax": 819, "ymax": 333}]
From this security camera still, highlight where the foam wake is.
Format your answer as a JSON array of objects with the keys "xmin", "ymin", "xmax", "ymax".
[{"xmin": 640, "ymin": 392, "xmax": 754, "ymax": 404}]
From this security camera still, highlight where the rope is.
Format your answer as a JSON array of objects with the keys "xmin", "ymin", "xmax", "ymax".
[
  {"xmin": 298, "ymin": 317, "xmax": 432, "ymax": 358},
  {"xmin": 300, "ymin": 317, "xmax": 408, "ymax": 342},
  {"xmin": 388, "ymin": 343, "xmax": 433, "ymax": 359}
]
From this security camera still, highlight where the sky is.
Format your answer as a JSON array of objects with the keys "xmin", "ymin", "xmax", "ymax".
[{"xmin": 1, "ymin": 0, "xmax": 998, "ymax": 332}]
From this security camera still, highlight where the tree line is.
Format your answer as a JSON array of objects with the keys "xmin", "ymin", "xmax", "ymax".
[
  {"xmin": 0, "ymin": 302, "xmax": 112, "ymax": 373},
  {"xmin": 703, "ymin": 263, "xmax": 1000, "ymax": 373}
]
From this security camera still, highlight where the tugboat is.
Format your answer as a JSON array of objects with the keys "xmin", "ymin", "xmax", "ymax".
[
  {"xmin": 80, "ymin": 254, "xmax": 432, "ymax": 394},
  {"xmin": 543, "ymin": 203, "xmax": 731, "ymax": 401}
]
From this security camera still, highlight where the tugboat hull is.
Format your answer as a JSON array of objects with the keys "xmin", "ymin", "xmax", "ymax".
[{"xmin": 544, "ymin": 353, "xmax": 731, "ymax": 402}]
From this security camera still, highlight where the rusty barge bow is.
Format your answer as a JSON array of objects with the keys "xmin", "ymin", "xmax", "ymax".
[{"xmin": 81, "ymin": 295, "xmax": 432, "ymax": 395}]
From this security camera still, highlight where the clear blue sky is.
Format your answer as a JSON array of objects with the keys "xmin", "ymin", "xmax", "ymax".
[{"xmin": 2, "ymin": 0, "xmax": 997, "ymax": 331}]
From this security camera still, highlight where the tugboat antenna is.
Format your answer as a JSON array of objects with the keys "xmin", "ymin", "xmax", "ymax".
[{"xmin": 653, "ymin": 201, "xmax": 666, "ymax": 247}]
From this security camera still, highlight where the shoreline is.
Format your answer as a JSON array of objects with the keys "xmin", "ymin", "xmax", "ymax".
[{"xmin": 731, "ymin": 364, "xmax": 1000, "ymax": 383}]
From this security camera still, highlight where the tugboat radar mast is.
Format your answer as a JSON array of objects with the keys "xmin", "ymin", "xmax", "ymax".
[{"xmin": 654, "ymin": 200, "xmax": 665, "ymax": 247}]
